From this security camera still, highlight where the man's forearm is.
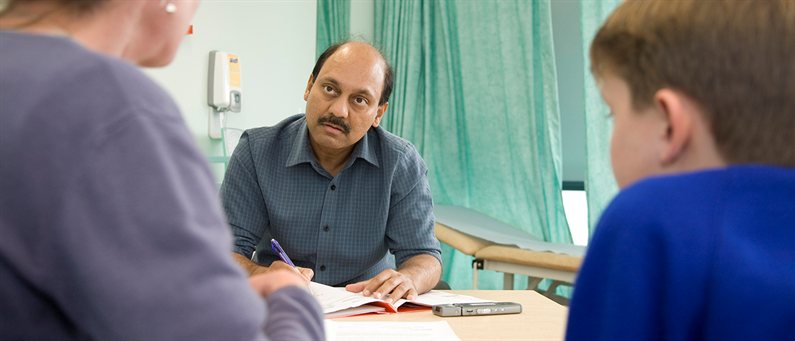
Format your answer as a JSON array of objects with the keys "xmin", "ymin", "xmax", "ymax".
[
  {"xmin": 232, "ymin": 252, "xmax": 269, "ymax": 276},
  {"xmin": 398, "ymin": 254, "xmax": 442, "ymax": 294}
]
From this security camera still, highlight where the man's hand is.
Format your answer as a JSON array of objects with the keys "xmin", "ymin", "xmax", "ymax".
[
  {"xmin": 248, "ymin": 269, "xmax": 309, "ymax": 297},
  {"xmin": 345, "ymin": 269, "xmax": 418, "ymax": 303},
  {"xmin": 345, "ymin": 254, "xmax": 441, "ymax": 303},
  {"xmin": 233, "ymin": 253, "xmax": 313, "ymax": 281}
]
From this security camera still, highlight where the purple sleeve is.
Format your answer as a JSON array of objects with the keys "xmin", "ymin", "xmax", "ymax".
[
  {"xmin": 47, "ymin": 110, "xmax": 323, "ymax": 340},
  {"xmin": 264, "ymin": 287, "xmax": 326, "ymax": 340}
]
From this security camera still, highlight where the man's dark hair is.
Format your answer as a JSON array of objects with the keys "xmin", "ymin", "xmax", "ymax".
[{"xmin": 311, "ymin": 41, "xmax": 394, "ymax": 106}]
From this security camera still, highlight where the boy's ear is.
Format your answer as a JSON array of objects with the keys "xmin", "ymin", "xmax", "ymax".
[{"xmin": 655, "ymin": 89, "xmax": 693, "ymax": 165}]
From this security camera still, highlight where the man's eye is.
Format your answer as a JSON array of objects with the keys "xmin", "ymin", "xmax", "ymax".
[{"xmin": 354, "ymin": 97, "xmax": 368, "ymax": 105}]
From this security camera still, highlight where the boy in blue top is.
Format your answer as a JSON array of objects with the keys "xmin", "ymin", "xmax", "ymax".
[{"xmin": 567, "ymin": 1, "xmax": 795, "ymax": 340}]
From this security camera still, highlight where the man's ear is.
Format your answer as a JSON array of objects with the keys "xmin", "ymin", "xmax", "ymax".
[
  {"xmin": 303, "ymin": 75, "xmax": 314, "ymax": 101},
  {"xmin": 372, "ymin": 102, "xmax": 389, "ymax": 127},
  {"xmin": 655, "ymin": 89, "xmax": 693, "ymax": 165}
]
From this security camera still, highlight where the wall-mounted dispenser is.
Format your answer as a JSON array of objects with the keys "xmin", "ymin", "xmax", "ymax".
[{"xmin": 208, "ymin": 50, "xmax": 241, "ymax": 139}]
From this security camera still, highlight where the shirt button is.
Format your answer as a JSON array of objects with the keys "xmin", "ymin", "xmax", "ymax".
[
  {"xmin": 330, "ymin": 184, "xmax": 336, "ymax": 191},
  {"xmin": 323, "ymin": 225, "xmax": 330, "ymax": 232},
  {"xmin": 320, "ymin": 265, "xmax": 326, "ymax": 271}
]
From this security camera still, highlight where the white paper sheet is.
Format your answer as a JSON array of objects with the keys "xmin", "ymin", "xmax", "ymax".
[
  {"xmin": 324, "ymin": 305, "xmax": 385, "ymax": 319},
  {"xmin": 402, "ymin": 290, "xmax": 491, "ymax": 307},
  {"xmin": 325, "ymin": 321, "xmax": 461, "ymax": 341}
]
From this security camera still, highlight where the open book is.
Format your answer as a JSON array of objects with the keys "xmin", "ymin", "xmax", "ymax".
[{"xmin": 309, "ymin": 282, "xmax": 492, "ymax": 318}]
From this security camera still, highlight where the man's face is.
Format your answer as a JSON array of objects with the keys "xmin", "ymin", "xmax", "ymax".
[
  {"xmin": 304, "ymin": 44, "xmax": 388, "ymax": 153},
  {"xmin": 599, "ymin": 73, "xmax": 666, "ymax": 188}
]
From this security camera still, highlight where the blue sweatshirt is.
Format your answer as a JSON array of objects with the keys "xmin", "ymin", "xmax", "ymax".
[{"xmin": 567, "ymin": 166, "xmax": 795, "ymax": 340}]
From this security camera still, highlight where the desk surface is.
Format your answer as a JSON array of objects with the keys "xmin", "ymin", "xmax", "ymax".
[{"xmin": 338, "ymin": 290, "xmax": 568, "ymax": 341}]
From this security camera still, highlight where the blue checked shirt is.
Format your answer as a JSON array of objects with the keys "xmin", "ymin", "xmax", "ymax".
[{"xmin": 221, "ymin": 114, "xmax": 441, "ymax": 286}]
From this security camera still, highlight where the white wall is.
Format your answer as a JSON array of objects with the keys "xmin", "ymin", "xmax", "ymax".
[
  {"xmin": 350, "ymin": 0, "xmax": 374, "ymax": 42},
  {"xmin": 145, "ymin": 0, "xmax": 317, "ymax": 179}
]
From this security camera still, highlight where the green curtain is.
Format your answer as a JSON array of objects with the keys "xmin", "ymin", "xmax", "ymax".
[
  {"xmin": 580, "ymin": 0, "xmax": 621, "ymax": 235},
  {"xmin": 375, "ymin": 0, "xmax": 569, "ymax": 290},
  {"xmin": 316, "ymin": 0, "xmax": 350, "ymax": 58}
]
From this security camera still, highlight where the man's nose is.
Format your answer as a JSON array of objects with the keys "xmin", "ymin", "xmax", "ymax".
[{"xmin": 328, "ymin": 97, "xmax": 349, "ymax": 118}]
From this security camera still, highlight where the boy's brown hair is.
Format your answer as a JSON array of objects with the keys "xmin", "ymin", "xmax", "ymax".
[{"xmin": 591, "ymin": 0, "xmax": 795, "ymax": 166}]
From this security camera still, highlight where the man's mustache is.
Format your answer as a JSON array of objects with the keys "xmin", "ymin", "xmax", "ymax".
[{"xmin": 317, "ymin": 115, "xmax": 351, "ymax": 135}]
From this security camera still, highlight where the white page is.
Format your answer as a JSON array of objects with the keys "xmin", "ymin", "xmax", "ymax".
[
  {"xmin": 309, "ymin": 282, "xmax": 383, "ymax": 314},
  {"xmin": 325, "ymin": 305, "xmax": 386, "ymax": 319},
  {"xmin": 403, "ymin": 290, "xmax": 492, "ymax": 307},
  {"xmin": 310, "ymin": 282, "xmax": 493, "ymax": 315},
  {"xmin": 325, "ymin": 321, "xmax": 461, "ymax": 341}
]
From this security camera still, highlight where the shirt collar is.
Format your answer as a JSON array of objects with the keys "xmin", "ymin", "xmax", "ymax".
[
  {"xmin": 352, "ymin": 128, "xmax": 380, "ymax": 168},
  {"xmin": 285, "ymin": 118, "xmax": 316, "ymax": 167},
  {"xmin": 285, "ymin": 116, "xmax": 381, "ymax": 169}
]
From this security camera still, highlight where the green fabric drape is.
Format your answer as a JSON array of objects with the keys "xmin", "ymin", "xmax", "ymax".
[
  {"xmin": 580, "ymin": 0, "xmax": 621, "ymax": 235},
  {"xmin": 316, "ymin": 0, "xmax": 350, "ymax": 58},
  {"xmin": 375, "ymin": 0, "xmax": 569, "ymax": 289}
]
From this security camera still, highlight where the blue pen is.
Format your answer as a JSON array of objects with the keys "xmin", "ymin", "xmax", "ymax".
[{"xmin": 270, "ymin": 238, "xmax": 296, "ymax": 267}]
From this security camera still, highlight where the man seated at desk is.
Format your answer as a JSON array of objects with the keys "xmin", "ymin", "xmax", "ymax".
[{"xmin": 221, "ymin": 41, "xmax": 442, "ymax": 302}]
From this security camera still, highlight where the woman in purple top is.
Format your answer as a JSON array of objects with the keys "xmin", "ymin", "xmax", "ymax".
[{"xmin": 0, "ymin": 0, "xmax": 323, "ymax": 339}]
